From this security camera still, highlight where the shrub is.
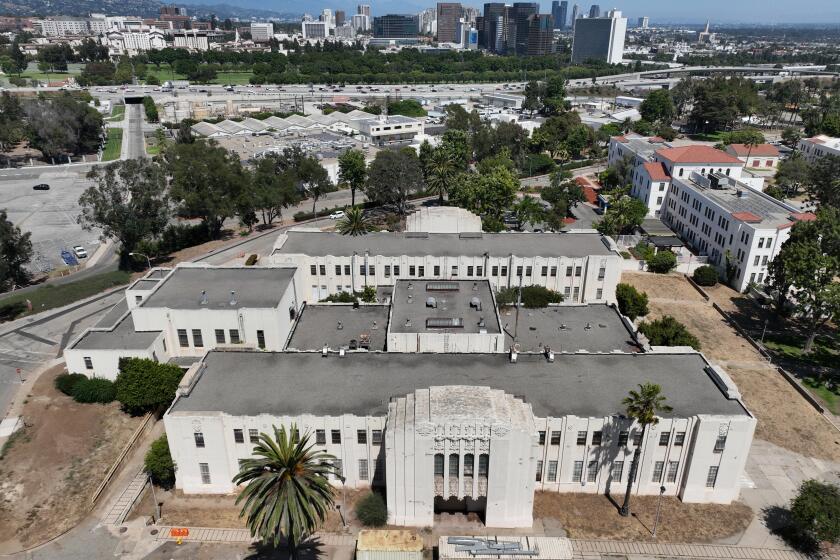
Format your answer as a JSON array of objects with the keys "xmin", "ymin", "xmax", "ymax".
[
  {"xmin": 321, "ymin": 291, "xmax": 358, "ymax": 303},
  {"xmin": 638, "ymin": 315, "xmax": 701, "ymax": 350},
  {"xmin": 360, "ymin": 286, "xmax": 377, "ymax": 303},
  {"xmin": 355, "ymin": 492, "xmax": 387, "ymax": 527},
  {"xmin": 55, "ymin": 373, "xmax": 87, "ymax": 396},
  {"xmin": 692, "ymin": 265, "xmax": 719, "ymax": 287},
  {"xmin": 790, "ymin": 480, "xmax": 840, "ymax": 546},
  {"xmin": 632, "ymin": 241, "xmax": 655, "ymax": 261},
  {"xmin": 647, "ymin": 250, "xmax": 677, "ymax": 274},
  {"xmin": 71, "ymin": 377, "xmax": 116, "ymax": 403},
  {"xmin": 616, "ymin": 283, "xmax": 649, "ymax": 320},
  {"xmin": 115, "ymin": 358, "xmax": 184, "ymax": 414},
  {"xmin": 145, "ymin": 434, "xmax": 176, "ymax": 489},
  {"xmin": 496, "ymin": 286, "xmax": 564, "ymax": 308},
  {"xmin": 245, "ymin": 254, "xmax": 258, "ymax": 266}
]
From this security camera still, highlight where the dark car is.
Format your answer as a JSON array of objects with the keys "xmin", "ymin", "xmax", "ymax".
[{"xmin": 33, "ymin": 184, "xmax": 50, "ymax": 190}]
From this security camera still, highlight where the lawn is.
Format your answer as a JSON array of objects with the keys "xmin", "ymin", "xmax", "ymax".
[
  {"xmin": 0, "ymin": 62, "xmax": 84, "ymax": 86},
  {"xmin": 803, "ymin": 378, "xmax": 840, "ymax": 414},
  {"xmin": 102, "ymin": 128, "xmax": 123, "ymax": 161},
  {"xmin": 143, "ymin": 64, "xmax": 255, "ymax": 85},
  {"xmin": 0, "ymin": 270, "xmax": 130, "ymax": 322},
  {"xmin": 687, "ymin": 131, "xmax": 727, "ymax": 142},
  {"xmin": 106, "ymin": 104, "xmax": 125, "ymax": 121}
]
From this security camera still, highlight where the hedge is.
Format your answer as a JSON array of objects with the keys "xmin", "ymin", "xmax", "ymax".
[
  {"xmin": 692, "ymin": 265, "xmax": 719, "ymax": 287},
  {"xmin": 71, "ymin": 377, "xmax": 117, "ymax": 404},
  {"xmin": 115, "ymin": 358, "xmax": 184, "ymax": 414},
  {"xmin": 55, "ymin": 373, "xmax": 87, "ymax": 396},
  {"xmin": 145, "ymin": 434, "xmax": 176, "ymax": 489},
  {"xmin": 496, "ymin": 286, "xmax": 564, "ymax": 308},
  {"xmin": 355, "ymin": 492, "xmax": 387, "ymax": 527}
]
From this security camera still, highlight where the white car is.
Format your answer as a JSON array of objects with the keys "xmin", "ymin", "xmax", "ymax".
[
  {"xmin": 72, "ymin": 245, "xmax": 88, "ymax": 259},
  {"xmin": 329, "ymin": 211, "xmax": 346, "ymax": 220}
]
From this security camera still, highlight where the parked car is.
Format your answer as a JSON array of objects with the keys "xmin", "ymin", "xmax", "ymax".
[
  {"xmin": 329, "ymin": 210, "xmax": 346, "ymax": 220},
  {"xmin": 73, "ymin": 245, "xmax": 88, "ymax": 259},
  {"xmin": 33, "ymin": 183, "xmax": 50, "ymax": 190},
  {"xmin": 60, "ymin": 250, "xmax": 79, "ymax": 266}
]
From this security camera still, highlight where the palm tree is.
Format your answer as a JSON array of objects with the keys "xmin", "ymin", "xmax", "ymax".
[
  {"xmin": 233, "ymin": 425, "xmax": 336, "ymax": 556},
  {"xmin": 336, "ymin": 206, "xmax": 375, "ymax": 236},
  {"xmin": 619, "ymin": 383, "xmax": 672, "ymax": 517},
  {"xmin": 426, "ymin": 148, "xmax": 457, "ymax": 204}
]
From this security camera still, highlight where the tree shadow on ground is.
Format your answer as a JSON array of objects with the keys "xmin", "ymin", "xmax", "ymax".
[{"xmin": 762, "ymin": 505, "xmax": 819, "ymax": 556}]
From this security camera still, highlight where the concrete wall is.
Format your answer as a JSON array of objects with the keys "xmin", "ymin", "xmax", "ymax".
[
  {"xmin": 388, "ymin": 331, "xmax": 506, "ymax": 353},
  {"xmin": 64, "ymin": 340, "xmax": 163, "ymax": 380}
]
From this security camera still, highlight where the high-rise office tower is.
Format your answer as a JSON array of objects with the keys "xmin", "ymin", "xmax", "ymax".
[
  {"xmin": 480, "ymin": 2, "xmax": 507, "ymax": 52},
  {"xmin": 570, "ymin": 4, "xmax": 579, "ymax": 29},
  {"xmin": 551, "ymin": 0, "xmax": 568, "ymax": 29},
  {"xmin": 357, "ymin": 4, "xmax": 371, "ymax": 17},
  {"xmin": 525, "ymin": 13, "xmax": 555, "ymax": 55},
  {"xmin": 571, "ymin": 9, "xmax": 626, "ymax": 64},
  {"xmin": 436, "ymin": 2, "xmax": 462, "ymax": 43},
  {"xmin": 373, "ymin": 14, "xmax": 419, "ymax": 38},
  {"xmin": 335, "ymin": 10, "xmax": 346, "ymax": 26},
  {"xmin": 509, "ymin": 2, "xmax": 539, "ymax": 56},
  {"xmin": 637, "ymin": 16, "xmax": 649, "ymax": 29},
  {"xmin": 588, "ymin": 4, "xmax": 600, "ymax": 18}
]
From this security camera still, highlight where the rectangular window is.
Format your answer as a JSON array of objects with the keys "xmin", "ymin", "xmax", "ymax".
[
  {"xmin": 575, "ymin": 266, "xmax": 582, "ymax": 277},
  {"xmin": 572, "ymin": 460, "xmax": 584, "ymax": 482},
  {"xmin": 249, "ymin": 429, "xmax": 259, "ymax": 443},
  {"xmin": 611, "ymin": 460, "xmax": 624, "ymax": 481},
  {"xmin": 84, "ymin": 356, "xmax": 93, "ymax": 370},
  {"xmin": 384, "ymin": 265, "xmax": 391, "ymax": 277},
  {"xmin": 541, "ymin": 266, "xmax": 548, "ymax": 277},
  {"xmin": 357, "ymin": 429, "xmax": 367, "ymax": 444},
  {"xmin": 618, "ymin": 430, "xmax": 629, "ymax": 446},
  {"xmin": 478, "ymin": 454, "xmax": 489, "ymax": 476},
  {"xmin": 598, "ymin": 266, "xmax": 606, "ymax": 280},
  {"xmin": 652, "ymin": 461, "xmax": 664, "ymax": 482},
  {"xmin": 516, "ymin": 265, "xmax": 523, "ymax": 277},
  {"xmin": 463, "ymin": 454, "xmax": 474, "ymax": 476},
  {"xmin": 449, "ymin": 454, "xmax": 459, "ymax": 477},
  {"xmin": 319, "ymin": 265, "xmax": 326, "ymax": 276},
  {"xmin": 501, "ymin": 266, "xmax": 508, "ymax": 276},
  {"xmin": 538, "ymin": 431, "xmax": 546, "ymax": 445},
  {"xmin": 573, "ymin": 287, "xmax": 580, "ymax": 301},
  {"xmin": 199, "ymin": 463, "xmax": 211, "ymax": 484},
  {"xmin": 178, "ymin": 329, "xmax": 189, "ymax": 347},
  {"xmin": 550, "ymin": 266, "xmax": 557, "ymax": 277},
  {"xmin": 256, "ymin": 330, "xmax": 266, "ymax": 349},
  {"xmin": 576, "ymin": 431, "xmax": 587, "ymax": 445},
  {"xmin": 434, "ymin": 454, "xmax": 445, "ymax": 476},
  {"xmin": 215, "ymin": 329, "xmax": 225, "ymax": 344},
  {"xmin": 566, "ymin": 266, "xmax": 573, "ymax": 277},
  {"xmin": 416, "ymin": 266, "xmax": 423, "ymax": 276},
  {"xmin": 331, "ymin": 429, "xmax": 341, "ymax": 444},
  {"xmin": 550, "ymin": 431, "xmax": 561, "ymax": 445},
  {"xmin": 233, "ymin": 429, "xmax": 244, "ymax": 443},
  {"xmin": 394, "ymin": 265, "xmax": 401, "ymax": 276},
  {"xmin": 359, "ymin": 459, "xmax": 369, "ymax": 480},
  {"xmin": 372, "ymin": 430, "xmax": 382, "ymax": 445},
  {"xmin": 194, "ymin": 432, "xmax": 205, "ymax": 448},
  {"xmin": 564, "ymin": 287, "xmax": 571, "ymax": 298},
  {"xmin": 592, "ymin": 431, "xmax": 603, "ymax": 446},
  {"xmin": 714, "ymin": 435, "xmax": 726, "ymax": 453},
  {"xmin": 706, "ymin": 466, "xmax": 719, "ymax": 488},
  {"xmin": 535, "ymin": 460, "xmax": 543, "ymax": 481},
  {"xmin": 492, "ymin": 265, "xmax": 499, "ymax": 276},
  {"xmin": 666, "ymin": 461, "xmax": 679, "ymax": 483},
  {"xmin": 335, "ymin": 264, "xmax": 342, "ymax": 275},
  {"xmin": 360, "ymin": 265, "xmax": 366, "ymax": 276},
  {"xmin": 310, "ymin": 264, "xmax": 317, "ymax": 275},
  {"xmin": 476, "ymin": 266, "xmax": 483, "ymax": 276},
  {"xmin": 674, "ymin": 432, "xmax": 685, "ymax": 446},
  {"xmin": 596, "ymin": 288, "xmax": 603, "ymax": 299},
  {"xmin": 316, "ymin": 429, "xmax": 326, "ymax": 444},
  {"xmin": 754, "ymin": 255, "xmax": 760, "ymax": 266},
  {"xmin": 632, "ymin": 431, "xmax": 642, "ymax": 446},
  {"xmin": 467, "ymin": 266, "xmax": 474, "ymax": 276},
  {"xmin": 659, "ymin": 432, "xmax": 670, "ymax": 446},
  {"xmin": 587, "ymin": 460, "xmax": 598, "ymax": 482},
  {"xmin": 434, "ymin": 265, "xmax": 440, "ymax": 276},
  {"xmin": 547, "ymin": 460, "xmax": 558, "ymax": 481},
  {"xmin": 451, "ymin": 266, "xmax": 458, "ymax": 276},
  {"xmin": 368, "ymin": 266, "xmax": 374, "ymax": 276},
  {"xmin": 344, "ymin": 265, "xmax": 351, "ymax": 275},
  {"xmin": 526, "ymin": 266, "xmax": 533, "ymax": 276},
  {"xmin": 229, "ymin": 329, "xmax": 240, "ymax": 344}
]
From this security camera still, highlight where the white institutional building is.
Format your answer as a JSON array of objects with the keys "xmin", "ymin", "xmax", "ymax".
[{"xmin": 65, "ymin": 226, "xmax": 755, "ymax": 528}]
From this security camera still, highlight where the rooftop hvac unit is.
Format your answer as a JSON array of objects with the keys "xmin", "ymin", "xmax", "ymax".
[
  {"xmin": 426, "ymin": 317, "xmax": 464, "ymax": 328},
  {"xmin": 470, "ymin": 296, "xmax": 482, "ymax": 310},
  {"xmin": 426, "ymin": 296, "xmax": 437, "ymax": 308},
  {"xmin": 426, "ymin": 281, "xmax": 459, "ymax": 291}
]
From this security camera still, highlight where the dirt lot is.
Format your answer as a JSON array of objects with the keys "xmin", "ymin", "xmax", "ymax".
[
  {"xmin": 621, "ymin": 272, "xmax": 840, "ymax": 463},
  {"xmin": 534, "ymin": 492, "xmax": 752, "ymax": 542},
  {"xmin": 130, "ymin": 486, "xmax": 369, "ymax": 533},
  {"xmin": 0, "ymin": 365, "xmax": 142, "ymax": 552}
]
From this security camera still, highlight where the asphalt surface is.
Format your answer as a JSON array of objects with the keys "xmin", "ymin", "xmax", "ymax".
[{"xmin": 124, "ymin": 103, "xmax": 146, "ymax": 159}]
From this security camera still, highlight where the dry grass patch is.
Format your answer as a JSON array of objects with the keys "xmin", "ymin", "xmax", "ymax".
[
  {"xmin": 534, "ymin": 492, "xmax": 752, "ymax": 543},
  {"xmin": 0, "ymin": 365, "xmax": 142, "ymax": 552},
  {"xmin": 621, "ymin": 272, "xmax": 706, "ymax": 303}
]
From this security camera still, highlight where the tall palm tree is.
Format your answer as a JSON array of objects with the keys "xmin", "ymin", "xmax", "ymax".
[
  {"xmin": 336, "ymin": 206, "xmax": 375, "ymax": 236},
  {"xmin": 426, "ymin": 148, "xmax": 457, "ymax": 204},
  {"xmin": 233, "ymin": 425, "xmax": 336, "ymax": 556},
  {"xmin": 619, "ymin": 383, "xmax": 672, "ymax": 517}
]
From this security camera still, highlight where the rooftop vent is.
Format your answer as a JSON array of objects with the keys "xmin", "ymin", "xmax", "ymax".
[
  {"xmin": 337, "ymin": 321, "xmax": 343, "ymax": 330},
  {"xmin": 470, "ymin": 296, "xmax": 482, "ymax": 311},
  {"xmin": 322, "ymin": 345, "xmax": 328, "ymax": 357},
  {"xmin": 426, "ymin": 281, "xmax": 459, "ymax": 292},
  {"xmin": 339, "ymin": 347, "xmax": 346, "ymax": 357},
  {"xmin": 371, "ymin": 321, "xmax": 378, "ymax": 330},
  {"xmin": 405, "ymin": 318, "xmax": 412, "ymax": 328},
  {"xmin": 737, "ymin": 189, "xmax": 748, "ymax": 198},
  {"xmin": 229, "ymin": 290, "xmax": 237, "ymax": 306},
  {"xmin": 545, "ymin": 345, "xmax": 555, "ymax": 363},
  {"xmin": 472, "ymin": 282, "xmax": 478, "ymax": 291},
  {"xmin": 199, "ymin": 290, "xmax": 208, "ymax": 305},
  {"xmin": 426, "ymin": 296, "xmax": 438, "ymax": 308},
  {"xmin": 585, "ymin": 322, "xmax": 592, "ymax": 331},
  {"xmin": 426, "ymin": 317, "xmax": 463, "ymax": 328},
  {"xmin": 478, "ymin": 317, "xmax": 486, "ymax": 329},
  {"xmin": 560, "ymin": 324, "xmax": 568, "ymax": 330}
]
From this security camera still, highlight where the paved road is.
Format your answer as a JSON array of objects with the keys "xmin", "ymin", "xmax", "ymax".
[{"xmin": 124, "ymin": 103, "xmax": 146, "ymax": 159}]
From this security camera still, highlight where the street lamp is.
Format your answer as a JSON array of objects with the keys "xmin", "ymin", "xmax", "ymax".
[
  {"xmin": 760, "ymin": 318, "xmax": 769, "ymax": 344},
  {"xmin": 129, "ymin": 252, "xmax": 152, "ymax": 270},
  {"xmin": 652, "ymin": 485, "xmax": 666, "ymax": 538},
  {"xmin": 336, "ymin": 475, "xmax": 347, "ymax": 528}
]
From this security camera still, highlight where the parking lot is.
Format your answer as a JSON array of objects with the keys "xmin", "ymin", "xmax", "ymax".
[{"xmin": 0, "ymin": 168, "xmax": 102, "ymax": 273}]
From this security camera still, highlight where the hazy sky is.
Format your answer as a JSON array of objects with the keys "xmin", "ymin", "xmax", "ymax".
[{"xmin": 195, "ymin": 0, "xmax": 840, "ymax": 23}]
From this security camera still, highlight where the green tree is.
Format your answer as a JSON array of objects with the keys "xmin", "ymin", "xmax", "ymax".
[
  {"xmin": 338, "ymin": 148, "xmax": 367, "ymax": 207},
  {"xmin": 639, "ymin": 90, "xmax": 675, "ymax": 124},
  {"xmin": 426, "ymin": 146, "xmax": 458, "ymax": 204},
  {"xmin": 619, "ymin": 384, "xmax": 672, "ymax": 516},
  {"xmin": 615, "ymin": 283, "xmax": 649, "ymax": 320},
  {"xmin": 780, "ymin": 127, "xmax": 802, "ymax": 148},
  {"xmin": 449, "ymin": 166, "xmax": 518, "ymax": 232},
  {"xmin": 638, "ymin": 316, "xmax": 701, "ymax": 350},
  {"xmin": 540, "ymin": 172, "xmax": 584, "ymax": 230},
  {"xmin": 23, "ymin": 95, "xmax": 104, "ymax": 159},
  {"xmin": 647, "ymin": 250, "xmax": 677, "ymax": 274},
  {"xmin": 767, "ymin": 208, "xmax": 840, "ymax": 353},
  {"xmin": 336, "ymin": 206, "xmax": 375, "ymax": 236},
  {"xmin": 0, "ymin": 209, "xmax": 33, "ymax": 290},
  {"xmin": 688, "ymin": 76, "xmax": 760, "ymax": 133},
  {"xmin": 595, "ymin": 194, "xmax": 648, "ymax": 236},
  {"xmin": 495, "ymin": 285, "xmax": 563, "ymax": 308},
  {"xmin": 145, "ymin": 434, "xmax": 176, "ymax": 489},
  {"xmin": 540, "ymin": 76, "xmax": 568, "ymax": 116},
  {"xmin": 440, "ymin": 129, "xmax": 471, "ymax": 171},
  {"xmin": 522, "ymin": 80, "xmax": 542, "ymax": 116},
  {"xmin": 599, "ymin": 155, "xmax": 635, "ymax": 191},
  {"xmin": 165, "ymin": 140, "xmax": 246, "ymax": 238},
  {"xmin": 774, "ymin": 152, "xmax": 810, "ymax": 197},
  {"xmin": 790, "ymin": 480, "xmax": 840, "ymax": 546},
  {"xmin": 248, "ymin": 153, "xmax": 301, "ymax": 225},
  {"xmin": 386, "ymin": 99, "xmax": 427, "ymax": 117},
  {"xmin": 233, "ymin": 425, "xmax": 336, "ymax": 555},
  {"xmin": 365, "ymin": 148, "xmax": 424, "ymax": 214},
  {"xmin": 78, "ymin": 159, "xmax": 170, "ymax": 269},
  {"xmin": 807, "ymin": 155, "xmax": 840, "ymax": 208},
  {"xmin": 692, "ymin": 265, "xmax": 719, "ymax": 287},
  {"xmin": 114, "ymin": 357, "xmax": 184, "ymax": 414},
  {"xmin": 355, "ymin": 492, "xmax": 387, "ymax": 527},
  {"xmin": 513, "ymin": 196, "xmax": 546, "ymax": 228}
]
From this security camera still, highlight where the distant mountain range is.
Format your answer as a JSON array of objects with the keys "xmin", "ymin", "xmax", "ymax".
[{"xmin": 0, "ymin": 0, "xmax": 299, "ymax": 19}]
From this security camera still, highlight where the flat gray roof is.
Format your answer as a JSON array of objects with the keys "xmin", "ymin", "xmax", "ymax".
[
  {"xmin": 129, "ymin": 278, "xmax": 161, "ymax": 290},
  {"xmin": 286, "ymin": 304, "xmax": 390, "ymax": 351},
  {"xmin": 72, "ymin": 313, "xmax": 160, "ymax": 350},
  {"xmin": 501, "ymin": 304, "xmax": 639, "ymax": 353},
  {"xmin": 390, "ymin": 280, "xmax": 501, "ymax": 334},
  {"xmin": 141, "ymin": 267, "xmax": 296, "ymax": 310},
  {"xmin": 275, "ymin": 231, "xmax": 614, "ymax": 258},
  {"xmin": 94, "ymin": 299, "xmax": 130, "ymax": 329},
  {"xmin": 170, "ymin": 352, "xmax": 748, "ymax": 419}
]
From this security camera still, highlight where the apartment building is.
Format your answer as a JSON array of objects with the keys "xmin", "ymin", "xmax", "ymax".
[
  {"xmin": 724, "ymin": 143, "xmax": 781, "ymax": 169},
  {"xmin": 797, "ymin": 134, "xmax": 840, "ymax": 163},
  {"xmin": 270, "ymin": 230, "xmax": 622, "ymax": 303},
  {"xmin": 661, "ymin": 172, "xmax": 815, "ymax": 291},
  {"xmin": 250, "ymin": 22, "xmax": 274, "ymax": 42}
]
